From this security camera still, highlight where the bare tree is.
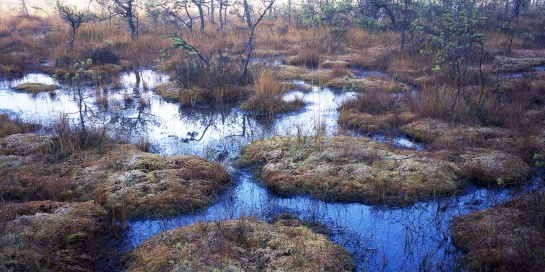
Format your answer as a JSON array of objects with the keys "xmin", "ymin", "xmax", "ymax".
[
  {"xmin": 110, "ymin": 0, "xmax": 139, "ymax": 39},
  {"xmin": 191, "ymin": 0, "xmax": 207, "ymax": 32},
  {"xmin": 240, "ymin": 0, "xmax": 275, "ymax": 82},
  {"xmin": 146, "ymin": 0, "xmax": 196, "ymax": 34},
  {"xmin": 55, "ymin": 1, "xmax": 96, "ymax": 53},
  {"xmin": 20, "ymin": 0, "xmax": 29, "ymax": 16}
]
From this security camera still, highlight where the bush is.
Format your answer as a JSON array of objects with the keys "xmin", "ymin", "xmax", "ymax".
[
  {"xmin": 175, "ymin": 55, "xmax": 249, "ymax": 89},
  {"xmin": 88, "ymin": 47, "xmax": 119, "ymax": 65}
]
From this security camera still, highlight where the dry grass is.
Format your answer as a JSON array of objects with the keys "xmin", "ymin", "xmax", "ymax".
[
  {"xmin": 128, "ymin": 217, "xmax": 355, "ymax": 272},
  {"xmin": 241, "ymin": 69, "xmax": 305, "ymax": 114},
  {"xmin": 0, "ymin": 114, "xmax": 40, "ymax": 138}
]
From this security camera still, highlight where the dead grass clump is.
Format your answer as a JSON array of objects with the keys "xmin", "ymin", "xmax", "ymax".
[
  {"xmin": 337, "ymin": 89, "xmax": 415, "ymax": 135},
  {"xmin": 451, "ymin": 191, "xmax": 545, "ymax": 271},
  {"xmin": 237, "ymin": 136, "xmax": 465, "ymax": 205},
  {"xmin": 340, "ymin": 88, "xmax": 397, "ymax": 115},
  {"xmin": 284, "ymin": 43, "xmax": 321, "ymax": 68},
  {"xmin": 241, "ymin": 69, "xmax": 305, "ymax": 114},
  {"xmin": 128, "ymin": 217, "xmax": 355, "ymax": 272},
  {"xmin": 339, "ymin": 110, "xmax": 398, "ymax": 134}
]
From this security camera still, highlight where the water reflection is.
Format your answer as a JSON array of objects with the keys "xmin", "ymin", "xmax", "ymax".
[{"xmin": 2, "ymin": 69, "xmax": 540, "ymax": 271}]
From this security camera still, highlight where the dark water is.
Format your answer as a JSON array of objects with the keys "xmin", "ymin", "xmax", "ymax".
[{"xmin": 1, "ymin": 69, "xmax": 542, "ymax": 271}]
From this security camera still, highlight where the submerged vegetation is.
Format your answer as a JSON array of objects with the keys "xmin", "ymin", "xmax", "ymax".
[{"xmin": 1, "ymin": 0, "xmax": 545, "ymax": 269}]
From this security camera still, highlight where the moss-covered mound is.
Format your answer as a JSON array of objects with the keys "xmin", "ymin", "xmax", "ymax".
[
  {"xmin": 459, "ymin": 150, "xmax": 531, "ymax": 185},
  {"xmin": 0, "ymin": 201, "xmax": 109, "ymax": 272},
  {"xmin": 128, "ymin": 217, "xmax": 355, "ymax": 272},
  {"xmin": 14, "ymin": 83, "xmax": 58, "ymax": 94},
  {"xmin": 79, "ymin": 145, "xmax": 232, "ymax": 218},
  {"xmin": 241, "ymin": 95, "xmax": 305, "ymax": 114},
  {"xmin": 451, "ymin": 191, "xmax": 545, "ymax": 271},
  {"xmin": 276, "ymin": 64, "xmax": 410, "ymax": 92},
  {"xmin": 237, "ymin": 136, "xmax": 465, "ymax": 205},
  {"xmin": 326, "ymin": 77, "xmax": 410, "ymax": 92},
  {"xmin": 339, "ymin": 110, "xmax": 417, "ymax": 134},
  {"xmin": 0, "ymin": 133, "xmax": 53, "ymax": 156},
  {"xmin": 494, "ymin": 55, "xmax": 545, "ymax": 72},
  {"xmin": 0, "ymin": 114, "xmax": 40, "ymax": 138},
  {"xmin": 154, "ymin": 81, "xmax": 245, "ymax": 106},
  {"xmin": 154, "ymin": 82, "xmax": 181, "ymax": 101},
  {"xmin": 0, "ymin": 133, "xmax": 231, "ymax": 219},
  {"xmin": 401, "ymin": 119, "xmax": 533, "ymax": 185},
  {"xmin": 401, "ymin": 119, "xmax": 518, "ymax": 150}
]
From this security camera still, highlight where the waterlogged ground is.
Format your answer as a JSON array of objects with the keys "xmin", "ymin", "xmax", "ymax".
[{"xmin": 0, "ymin": 69, "xmax": 541, "ymax": 270}]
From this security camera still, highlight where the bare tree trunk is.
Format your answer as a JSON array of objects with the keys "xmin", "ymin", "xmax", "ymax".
[
  {"xmin": 224, "ymin": 0, "xmax": 228, "ymax": 27},
  {"xmin": 219, "ymin": 1, "xmax": 224, "ymax": 29},
  {"xmin": 20, "ymin": 0, "xmax": 29, "ymax": 16},
  {"xmin": 240, "ymin": 0, "xmax": 275, "ymax": 83},
  {"xmin": 210, "ymin": 0, "xmax": 215, "ymax": 25}
]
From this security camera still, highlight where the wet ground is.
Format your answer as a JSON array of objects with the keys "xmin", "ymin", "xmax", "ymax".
[{"xmin": 1, "ymin": 68, "xmax": 542, "ymax": 271}]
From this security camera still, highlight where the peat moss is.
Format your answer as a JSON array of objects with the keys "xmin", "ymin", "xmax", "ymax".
[
  {"xmin": 0, "ymin": 114, "xmax": 40, "ymax": 138},
  {"xmin": 326, "ymin": 77, "xmax": 410, "ymax": 92},
  {"xmin": 338, "ymin": 110, "xmax": 417, "ymax": 134},
  {"xmin": 76, "ymin": 145, "xmax": 232, "ymax": 219},
  {"xmin": 0, "ymin": 201, "xmax": 108, "ymax": 272},
  {"xmin": 451, "ymin": 191, "xmax": 545, "ymax": 271},
  {"xmin": 240, "ymin": 95, "xmax": 305, "ymax": 114},
  {"xmin": 14, "ymin": 83, "xmax": 58, "ymax": 94},
  {"xmin": 154, "ymin": 82, "xmax": 181, "ymax": 101},
  {"xmin": 401, "ymin": 119, "xmax": 534, "ymax": 185},
  {"xmin": 237, "ymin": 136, "xmax": 465, "ymax": 205},
  {"xmin": 494, "ymin": 55, "xmax": 545, "ymax": 72},
  {"xmin": 128, "ymin": 217, "xmax": 355, "ymax": 272}
]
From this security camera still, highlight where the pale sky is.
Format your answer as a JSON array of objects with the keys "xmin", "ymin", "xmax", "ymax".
[{"xmin": 0, "ymin": 0, "xmax": 92, "ymax": 15}]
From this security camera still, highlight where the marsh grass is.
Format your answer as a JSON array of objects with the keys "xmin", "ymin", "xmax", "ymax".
[{"xmin": 241, "ymin": 69, "xmax": 305, "ymax": 114}]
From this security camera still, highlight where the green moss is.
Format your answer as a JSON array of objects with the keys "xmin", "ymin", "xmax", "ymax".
[
  {"xmin": 66, "ymin": 232, "xmax": 88, "ymax": 245},
  {"xmin": 154, "ymin": 82, "xmax": 180, "ymax": 101},
  {"xmin": 238, "ymin": 136, "xmax": 466, "ymax": 205},
  {"xmin": 14, "ymin": 83, "xmax": 58, "ymax": 94}
]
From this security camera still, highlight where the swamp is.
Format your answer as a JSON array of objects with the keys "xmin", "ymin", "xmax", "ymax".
[{"xmin": 0, "ymin": 0, "xmax": 544, "ymax": 271}]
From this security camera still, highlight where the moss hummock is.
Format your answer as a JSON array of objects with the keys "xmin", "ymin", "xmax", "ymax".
[
  {"xmin": 451, "ymin": 191, "xmax": 545, "ymax": 271},
  {"xmin": 128, "ymin": 217, "xmax": 355, "ymax": 272},
  {"xmin": 401, "ymin": 119, "xmax": 534, "ymax": 185},
  {"xmin": 14, "ymin": 83, "xmax": 58, "ymax": 94},
  {"xmin": 237, "ymin": 136, "xmax": 465, "ymax": 205},
  {"xmin": 0, "ymin": 201, "xmax": 108, "ymax": 272},
  {"xmin": 154, "ymin": 82, "xmax": 181, "ymax": 101}
]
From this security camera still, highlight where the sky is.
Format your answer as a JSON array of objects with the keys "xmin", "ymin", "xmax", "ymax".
[{"xmin": 0, "ymin": 0, "xmax": 91, "ymax": 15}]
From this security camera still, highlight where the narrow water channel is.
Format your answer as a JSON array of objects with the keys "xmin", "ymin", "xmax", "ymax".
[{"xmin": 1, "ymin": 69, "xmax": 541, "ymax": 270}]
